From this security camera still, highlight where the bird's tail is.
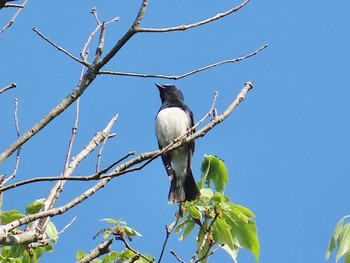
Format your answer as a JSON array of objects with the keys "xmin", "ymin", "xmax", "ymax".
[{"xmin": 168, "ymin": 169, "xmax": 200, "ymax": 203}]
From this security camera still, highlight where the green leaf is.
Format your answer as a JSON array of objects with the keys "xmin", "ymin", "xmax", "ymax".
[
  {"xmin": 187, "ymin": 206, "xmax": 202, "ymax": 220},
  {"xmin": 326, "ymin": 216, "xmax": 349, "ymax": 259},
  {"xmin": 100, "ymin": 218, "xmax": 126, "ymax": 225},
  {"xmin": 213, "ymin": 216, "xmax": 235, "ymax": 249},
  {"xmin": 25, "ymin": 198, "xmax": 45, "ymax": 214},
  {"xmin": 221, "ymin": 244, "xmax": 238, "ymax": 263},
  {"xmin": 179, "ymin": 220, "xmax": 196, "ymax": 241},
  {"xmin": 345, "ymin": 251, "xmax": 350, "ymax": 263},
  {"xmin": 201, "ymin": 155, "xmax": 228, "ymax": 192},
  {"xmin": 230, "ymin": 204, "xmax": 255, "ymax": 223},
  {"xmin": 122, "ymin": 226, "xmax": 142, "ymax": 237},
  {"xmin": 223, "ymin": 212, "xmax": 260, "ymax": 262},
  {"xmin": 76, "ymin": 250, "xmax": 85, "ymax": 260},
  {"xmin": 9, "ymin": 244, "xmax": 25, "ymax": 258},
  {"xmin": 45, "ymin": 221, "xmax": 59, "ymax": 243},
  {"xmin": 231, "ymin": 204, "xmax": 255, "ymax": 218},
  {"xmin": 336, "ymin": 222, "xmax": 350, "ymax": 262},
  {"xmin": 198, "ymin": 155, "xmax": 211, "ymax": 189},
  {"xmin": 200, "ymin": 188, "xmax": 214, "ymax": 199},
  {"xmin": 101, "ymin": 251, "xmax": 119, "ymax": 263},
  {"xmin": 135, "ymin": 254, "xmax": 154, "ymax": 263},
  {"xmin": 175, "ymin": 216, "xmax": 191, "ymax": 233},
  {"xmin": 1, "ymin": 210, "xmax": 25, "ymax": 224}
]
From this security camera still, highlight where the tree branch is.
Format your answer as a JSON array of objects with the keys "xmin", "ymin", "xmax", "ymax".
[
  {"xmin": 0, "ymin": 0, "xmax": 28, "ymax": 34},
  {"xmin": 32, "ymin": 28, "xmax": 90, "ymax": 67},
  {"xmin": 158, "ymin": 216, "xmax": 181, "ymax": 263},
  {"xmin": 0, "ymin": 83, "xmax": 16, "ymax": 94},
  {"xmin": 99, "ymin": 44, "xmax": 268, "ymax": 80},
  {"xmin": 137, "ymin": 0, "xmax": 249, "ymax": 33},
  {"xmin": 76, "ymin": 239, "xmax": 113, "ymax": 263},
  {"xmin": 0, "ymin": 99, "xmax": 21, "ymax": 187}
]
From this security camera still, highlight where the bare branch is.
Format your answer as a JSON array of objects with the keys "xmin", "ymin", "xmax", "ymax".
[
  {"xmin": 170, "ymin": 250, "xmax": 186, "ymax": 263},
  {"xmin": 0, "ymin": 99, "xmax": 21, "ymax": 187},
  {"xmin": 0, "ymin": 0, "xmax": 28, "ymax": 34},
  {"xmin": 0, "ymin": 83, "xmax": 16, "ymax": 94},
  {"xmin": 63, "ymin": 98, "xmax": 80, "ymax": 176},
  {"xmin": 97, "ymin": 0, "xmax": 149, "ymax": 68},
  {"xmin": 194, "ymin": 244, "xmax": 225, "ymax": 263},
  {"xmin": 55, "ymin": 216, "xmax": 77, "ymax": 238},
  {"xmin": 33, "ymin": 28, "xmax": 90, "ymax": 67},
  {"xmin": 90, "ymin": 7, "xmax": 100, "ymax": 25},
  {"xmin": 158, "ymin": 216, "xmax": 181, "ymax": 263},
  {"xmin": 3, "ymin": 3, "xmax": 23, "ymax": 8},
  {"xmin": 99, "ymin": 44, "xmax": 268, "ymax": 80},
  {"xmin": 77, "ymin": 239, "xmax": 113, "ymax": 263},
  {"xmin": 192, "ymin": 91, "xmax": 218, "ymax": 132},
  {"xmin": 81, "ymin": 25, "xmax": 99, "ymax": 61},
  {"xmin": 93, "ymin": 23, "xmax": 106, "ymax": 63},
  {"xmin": 95, "ymin": 114, "xmax": 116, "ymax": 173},
  {"xmin": 137, "ymin": 0, "xmax": 249, "ymax": 33}
]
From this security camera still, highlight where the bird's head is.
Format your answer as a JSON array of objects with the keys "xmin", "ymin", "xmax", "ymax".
[{"xmin": 155, "ymin": 83, "xmax": 184, "ymax": 103}]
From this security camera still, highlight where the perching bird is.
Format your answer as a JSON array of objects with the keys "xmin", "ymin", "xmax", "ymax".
[
  {"xmin": 0, "ymin": 0, "xmax": 15, "ymax": 9},
  {"xmin": 155, "ymin": 83, "xmax": 200, "ymax": 203}
]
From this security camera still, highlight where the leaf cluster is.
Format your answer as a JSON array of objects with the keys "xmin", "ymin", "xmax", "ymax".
[
  {"xmin": 78, "ymin": 219, "xmax": 152, "ymax": 263},
  {"xmin": 326, "ymin": 215, "xmax": 350, "ymax": 263},
  {"xmin": 0, "ymin": 199, "xmax": 58, "ymax": 263},
  {"xmin": 90, "ymin": 155, "xmax": 260, "ymax": 263},
  {"xmin": 173, "ymin": 155, "xmax": 259, "ymax": 262}
]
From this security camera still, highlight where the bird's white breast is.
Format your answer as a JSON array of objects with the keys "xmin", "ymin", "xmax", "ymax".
[{"xmin": 155, "ymin": 107, "xmax": 190, "ymax": 147}]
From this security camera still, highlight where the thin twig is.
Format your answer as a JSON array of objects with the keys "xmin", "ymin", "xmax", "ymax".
[
  {"xmin": 32, "ymin": 28, "xmax": 90, "ymax": 67},
  {"xmin": 0, "ymin": 0, "xmax": 28, "ymax": 34},
  {"xmin": 99, "ymin": 44, "xmax": 268, "ymax": 80},
  {"xmin": 56, "ymin": 216, "xmax": 77, "ymax": 237},
  {"xmin": 0, "ymin": 83, "xmax": 16, "ymax": 94},
  {"xmin": 3, "ymin": 4, "xmax": 23, "ymax": 8},
  {"xmin": 191, "ymin": 213, "xmax": 220, "ymax": 262},
  {"xmin": 96, "ymin": 113, "xmax": 119, "ymax": 173},
  {"xmin": 81, "ymin": 8, "xmax": 119, "ymax": 62},
  {"xmin": 170, "ymin": 250, "xmax": 186, "ymax": 263},
  {"xmin": 158, "ymin": 216, "xmax": 181, "ymax": 263},
  {"xmin": 192, "ymin": 91, "xmax": 218, "ymax": 132},
  {"xmin": 195, "ymin": 244, "xmax": 225, "ymax": 263},
  {"xmin": 119, "ymin": 234, "xmax": 154, "ymax": 263},
  {"xmin": 137, "ymin": 0, "xmax": 250, "ymax": 33},
  {"xmin": 93, "ymin": 22, "xmax": 106, "ymax": 63},
  {"xmin": 90, "ymin": 7, "xmax": 100, "ymax": 25},
  {"xmin": 81, "ymin": 25, "xmax": 99, "ymax": 61},
  {"xmin": 63, "ymin": 97, "xmax": 80, "ymax": 176},
  {"xmin": 63, "ymin": 61, "xmax": 87, "ymax": 175},
  {"xmin": 0, "ymin": 99, "xmax": 21, "ymax": 187}
]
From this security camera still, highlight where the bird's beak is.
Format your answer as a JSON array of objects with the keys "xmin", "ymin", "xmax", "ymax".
[{"xmin": 155, "ymin": 83, "xmax": 165, "ymax": 91}]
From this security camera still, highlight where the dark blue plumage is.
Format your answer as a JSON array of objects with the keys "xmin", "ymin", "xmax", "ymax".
[{"xmin": 155, "ymin": 83, "xmax": 200, "ymax": 203}]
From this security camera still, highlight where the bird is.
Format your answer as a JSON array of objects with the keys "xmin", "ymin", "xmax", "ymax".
[{"xmin": 155, "ymin": 83, "xmax": 200, "ymax": 203}]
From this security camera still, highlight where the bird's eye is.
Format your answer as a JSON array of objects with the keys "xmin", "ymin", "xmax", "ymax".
[{"xmin": 170, "ymin": 87, "xmax": 176, "ymax": 92}]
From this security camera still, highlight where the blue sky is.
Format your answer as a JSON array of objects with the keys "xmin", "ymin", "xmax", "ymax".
[{"xmin": 1, "ymin": 1, "xmax": 350, "ymax": 262}]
